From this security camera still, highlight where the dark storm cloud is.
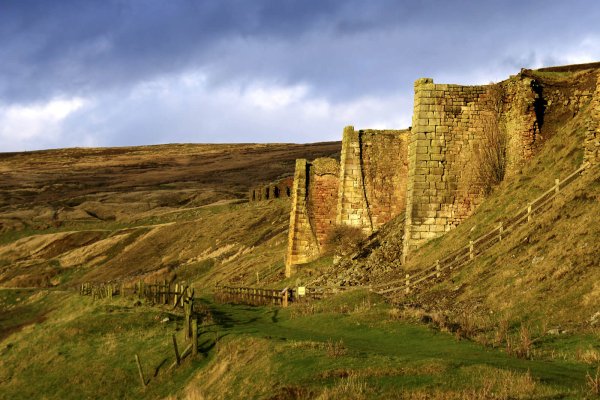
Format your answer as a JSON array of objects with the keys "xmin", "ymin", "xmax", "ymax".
[
  {"xmin": 2, "ymin": 0, "xmax": 597, "ymax": 103},
  {"xmin": 1, "ymin": 0, "xmax": 599, "ymax": 150},
  {"xmin": 0, "ymin": 0, "xmax": 344, "ymax": 102}
]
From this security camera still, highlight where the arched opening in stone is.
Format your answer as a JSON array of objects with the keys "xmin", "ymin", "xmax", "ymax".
[
  {"xmin": 265, "ymin": 187, "xmax": 270, "ymax": 200},
  {"xmin": 286, "ymin": 187, "xmax": 291, "ymax": 197},
  {"xmin": 273, "ymin": 186, "xmax": 280, "ymax": 198}
]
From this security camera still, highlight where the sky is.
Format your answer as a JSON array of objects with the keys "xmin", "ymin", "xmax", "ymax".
[{"xmin": 1, "ymin": 1, "xmax": 600, "ymax": 152}]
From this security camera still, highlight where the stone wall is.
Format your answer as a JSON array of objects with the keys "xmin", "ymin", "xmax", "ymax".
[
  {"xmin": 403, "ymin": 76, "xmax": 543, "ymax": 257},
  {"xmin": 285, "ymin": 158, "xmax": 339, "ymax": 275},
  {"xmin": 337, "ymin": 126, "xmax": 409, "ymax": 234},
  {"xmin": 286, "ymin": 66, "xmax": 600, "ymax": 273},
  {"xmin": 249, "ymin": 176, "xmax": 293, "ymax": 202}
]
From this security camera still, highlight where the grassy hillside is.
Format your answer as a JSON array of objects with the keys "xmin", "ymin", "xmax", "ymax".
[
  {"xmin": 306, "ymin": 69, "xmax": 600, "ymax": 381},
  {"xmin": 0, "ymin": 142, "xmax": 340, "ymax": 289}
]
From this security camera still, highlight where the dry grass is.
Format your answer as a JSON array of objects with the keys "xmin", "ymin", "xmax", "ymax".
[
  {"xmin": 494, "ymin": 316, "xmax": 510, "ymax": 347},
  {"xmin": 578, "ymin": 348, "xmax": 600, "ymax": 364},
  {"xmin": 399, "ymin": 367, "xmax": 541, "ymax": 399},
  {"xmin": 587, "ymin": 367, "xmax": 600, "ymax": 396},
  {"xmin": 503, "ymin": 324, "xmax": 534, "ymax": 360},
  {"xmin": 285, "ymin": 338, "xmax": 348, "ymax": 358},
  {"xmin": 454, "ymin": 311, "xmax": 480, "ymax": 340},
  {"xmin": 289, "ymin": 301, "xmax": 322, "ymax": 319},
  {"xmin": 183, "ymin": 337, "xmax": 274, "ymax": 400},
  {"xmin": 316, "ymin": 372, "xmax": 370, "ymax": 400},
  {"xmin": 325, "ymin": 339, "xmax": 347, "ymax": 358}
]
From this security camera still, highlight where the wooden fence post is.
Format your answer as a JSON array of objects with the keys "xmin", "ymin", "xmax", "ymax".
[
  {"xmin": 172, "ymin": 334, "xmax": 181, "ymax": 365},
  {"xmin": 281, "ymin": 288, "xmax": 288, "ymax": 308},
  {"xmin": 435, "ymin": 260, "xmax": 441, "ymax": 278},
  {"xmin": 180, "ymin": 285, "xmax": 186, "ymax": 308},
  {"xmin": 555, "ymin": 178, "xmax": 560, "ymax": 194},
  {"xmin": 498, "ymin": 222, "xmax": 503, "ymax": 241},
  {"xmin": 405, "ymin": 274, "xmax": 411, "ymax": 294},
  {"xmin": 184, "ymin": 292, "xmax": 194, "ymax": 341},
  {"xmin": 527, "ymin": 203, "xmax": 532, "ymax": 222},
  {"xmin": 135, "ymin": 354, "xmax": 147, "ymax": 388},
  {"xmin": 192, "ymin": 318, "xmax": 198, "ymax": 357},
  {"xmin": 469, "ymin": 240, "xmax": 474, "ymax": 260}
]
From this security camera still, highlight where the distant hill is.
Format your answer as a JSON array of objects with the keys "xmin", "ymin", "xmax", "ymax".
[{"xmin": 0, "ymin": 142, "xmax": 340, "ymax": 287}]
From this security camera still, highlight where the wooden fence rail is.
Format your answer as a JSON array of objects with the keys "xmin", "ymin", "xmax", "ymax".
[
  {"xmin": 373, "ymin": 163, "xmax": 589, "ymax": 296},
  {"xmin": 80, "ymin": 279, "xmax": 199, "ymax": 342},
  {"xmin": 79, "ymin": 279, "xmax": 205, "ymax": 387},
  {"xmin": 214, "ymin": 285, "xmax": 290, "ymax": 307}
]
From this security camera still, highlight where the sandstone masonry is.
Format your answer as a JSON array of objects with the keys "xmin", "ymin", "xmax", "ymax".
[
  {"xmin": 249, "ymin": 177, "xmax": 294, "ymax": 202},
  {"xmin": 286, "ymin": 65, "xmax": 600, "ymax": 275},
  {"xmin": 285, "ymin": 158, "xmax": 339, "ymax": 275},
  {"xmin": 337, "ymin": 127, "xmax": 409, "ymax": 234},
  {"xmin": 402, "ymin": 75, "xmax": 544, "ymax": 256},
  {"xmin": 286, "ymin": 128, "xmax": 408, "ymax": 274}
]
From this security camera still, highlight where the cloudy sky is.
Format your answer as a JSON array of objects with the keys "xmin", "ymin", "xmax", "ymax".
[{"xmin": 1, "ymin": 0, "xmax": 599, "ymax": 151}]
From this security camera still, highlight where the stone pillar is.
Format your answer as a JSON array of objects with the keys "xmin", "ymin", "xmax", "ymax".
[
  {"xmin": 336, "ymin": 126, "xmax": 373, "ymax": 234},
  {"xmin": 285, "ymin": 158, "xmax": 339, "ymax": 276},
  {"xmin": 285, "ymin": 159, "xmax": 318, "ymax": 276},
  {"xmin": 403, "ymin": 78, "xmax": 438, "ymax": 262}
]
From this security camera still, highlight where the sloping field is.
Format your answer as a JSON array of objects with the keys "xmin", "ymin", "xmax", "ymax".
[{"xmin": 0, "ymin": 142, "xmax": 340, "ymax": 288}]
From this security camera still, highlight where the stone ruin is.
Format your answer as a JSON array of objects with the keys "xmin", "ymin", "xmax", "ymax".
[
  {"xmin": 285, "ymin": 65, "xmax": 600, "ymax": 276},
  {"xmin": 249, "ymin": 176, "xmax": 294, "ymax": 202}
]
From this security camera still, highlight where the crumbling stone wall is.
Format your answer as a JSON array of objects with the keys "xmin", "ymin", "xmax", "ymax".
[
  {"xmin": 249, "ymin": 177, "xmax": 293, "ymax": 202},
  {"xmin": 337, "ymin": 126, "xmax": 409, "ymax": 234},
  {"xmin": 584, "ymin": 73, "xmax": 600, "ymax": 166},
  {"xmin": 285, "ymin": 158, "xmax": 339, "ymax": 275},
  {"xmin": 403, "ymin": 76, "xmax": 542, "ymax": 256},
  {"xmin": 502, "ymin": 76, "xmax": 544, "ymax": 177}
]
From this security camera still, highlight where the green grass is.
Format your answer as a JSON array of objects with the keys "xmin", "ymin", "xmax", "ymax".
[
  {"xmin": 0, "ymin": 288, "xmax": 597, "ymax": 399},
  {"xmin": 193, "ymin": 290, "xmax": 592, "ymax": 398},
  {"xmin": 0, "ymin": 290, "xmax": 209, "ymax": 399}
]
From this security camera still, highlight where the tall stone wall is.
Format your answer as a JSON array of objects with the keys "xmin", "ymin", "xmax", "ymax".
[
  {"xmin": 336, "ymin": 126, "xmax": 409, "ymax": 234},
  {"xmin": 285, "ymin": 158, "xmax": 339, "ymax": 275},
  {"xmin": 285, "ymin": 66, "xmax": 600, "ymax": 273},
  {"xmin": 403, "ymin": 76, "xmax": 542, "ymax": 257}
]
